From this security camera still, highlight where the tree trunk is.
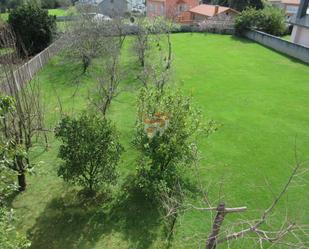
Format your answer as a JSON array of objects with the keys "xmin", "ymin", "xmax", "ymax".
[
  {"xmin": 206, "ymin": 203, "xmax": 226, "ymax": 249},
  {"xmin": 18, "ymin": 172, "xmax": 26, "ymax": 191}
]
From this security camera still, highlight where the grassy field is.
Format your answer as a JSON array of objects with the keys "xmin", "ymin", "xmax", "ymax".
[
  {"xmin": 48, "ymin": 8, "xmax": 68, "ymax": 16},
  {"xmin": 11, "ymin": 33, "xmax": 309, "ymax": 249},
  {"xmin": 0, "ymin": 12, "xmax": 8, "ymax": 21},
  {"xmin": 0, "ymin": 8, "xmax": 70, "ymax": 21},
  {"xmin": 281, "ymin": 34, "xmax": 291, "ymax": 41}
]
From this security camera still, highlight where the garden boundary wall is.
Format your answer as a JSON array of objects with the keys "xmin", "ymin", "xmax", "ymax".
[{"xmin": 245, "ymin": 30, "xmax": 309, "ymax": 64}]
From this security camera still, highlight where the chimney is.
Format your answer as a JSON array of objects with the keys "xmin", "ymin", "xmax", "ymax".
[{"xmin": 214, "ymin": 5, "xmax": 219, "ymax": 15}]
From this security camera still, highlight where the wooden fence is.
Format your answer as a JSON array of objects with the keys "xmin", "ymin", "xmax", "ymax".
[{"xmin": 0, "ymin": 36, "xmax": 66, "ymax": 94}]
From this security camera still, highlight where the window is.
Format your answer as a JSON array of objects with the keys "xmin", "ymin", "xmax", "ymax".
[
  {"xmin": 158, "ymin": 4, "xmax": 164, "ymax": 15},
  {"xmin": 148, "ymin": 3, "xmax": 154, "ymax": 12},
  {"xmin": 286, "ymin": 5, "xmax": 298, "ymax": 14},
  {"xmin": 178, "ymin": 3, "xmax": 188, "ymax": 12}
]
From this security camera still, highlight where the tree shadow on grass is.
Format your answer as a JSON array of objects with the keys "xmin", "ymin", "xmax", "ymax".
[
  {"xmin": 108, "ymin": 176, "xmax": 162, "ymax": 249},
  {"xmin": 27, "ymin": 190, "xmax": 110, "ymax": 249},
  {"xmin": 27, "ymin": 181, "xmax": 162, "ymax": 249}
]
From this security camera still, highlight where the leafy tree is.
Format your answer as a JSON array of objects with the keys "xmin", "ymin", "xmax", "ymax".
[
  {"xmin": 0, "ymin": 0, "xmax": 23, "ymax": 12},
  {"xmin": 230, "ymin": 0, "xmax": 264, "ymax": 12},
  {"xmin": 55, "ymin": 113, "xmax": 123, "ymax": 192},
  {"xmin": 0, "ymin": 96, "xmax": 30, "ymax": 249},
  {"xmin": 133, "ymin": 87, "xmax": 208, "ymax": 199},
  {"xmin": 8, "ymin": 3, "xmax": 56, "ymax": 56},
  {"xmin": 258, "ymin": 6, "xmax": 287, "ymax": 35},
  {"xmin": 0, "ymin": 95, "xmax": 30, "ymax": 192},
  {"xmin": 235, "ymin": 7, "xmax": 286, "ymax": 36},
  {"xmin": 0, "ymin": 208, "xmax": 30, "ymax": 249},
  {"xmin": 0, "ymin": 96, "xmax": 17, "ymax": 200}
]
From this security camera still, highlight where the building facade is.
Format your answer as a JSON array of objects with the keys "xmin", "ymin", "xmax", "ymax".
[
  {"xmin": 98, "ymin": 0, "xmax": 128, "ymax": 17},
  {"xmin": 147, "ymin": 0, "xmax": 199, "ymax": 22},
  {"xmin": 291, "ymin": 0, "xmax": 309, "ymax": 47}
]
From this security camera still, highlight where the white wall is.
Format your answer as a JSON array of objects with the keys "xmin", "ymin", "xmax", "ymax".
[
  {"xmin": 292, "ymin": 25, "xmax": 309, "ymax": 48},
  {"xmin": 246, "ymin": 30, "xmax": 309, "ymax": 64}
]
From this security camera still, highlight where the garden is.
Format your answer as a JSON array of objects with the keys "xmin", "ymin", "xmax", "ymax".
[
  {"xmin": 5, "ymin": 32, "xmax": 309, "ymax": 249},
  {"xmin": 0, "ymin": 2, "xmax": 309, "ymax": 249}
]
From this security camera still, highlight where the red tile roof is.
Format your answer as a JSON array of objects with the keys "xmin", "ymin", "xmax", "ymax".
[{"xmin": 189, "ymin": 4, "xmax": 238, "ymax": 17}]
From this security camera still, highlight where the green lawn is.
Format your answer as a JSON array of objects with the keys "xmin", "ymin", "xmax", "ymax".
[
  {"xmin": 0, "ymin": 8, "xmax": 70, "ymax": 21},
  {"xmin": 11, "ymin": 33, "xmax": 309, "ymax": 249},
  {"xmin": 281, "ymin": 34, "xmax": 291, "ymax": 41},
  {"xmin": 0, "ymin": 12, "xmax": 8, "ymax": 21},
  {"xmin": 48, "ymin": 8, "xmax": 68, "ymax": 16}
]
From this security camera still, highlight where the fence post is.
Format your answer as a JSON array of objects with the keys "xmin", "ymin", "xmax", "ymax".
[
  {"xmin": 206, "ymin": 203, "xmax": 226, "ymax": 249},
  {"xmin": 39, "ymin": 53, "xmax": 43, "ymax": 68}
]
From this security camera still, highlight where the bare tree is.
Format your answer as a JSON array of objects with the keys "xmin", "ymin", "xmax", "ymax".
[
  {"xmin": 89, "ymin": 18, "xmax": 127, "ymax": 116},
  {"xmin": 64, "ymin": 9, "xmax": 107, "ymax": 74},
  {"xmin": 161, "ymin": 157, "xmax": 309, "ymax": 249},
  {"xmin": 132, "ymin": 17, "xmax": 151, "ymax": 68},
  {"xmin": 137, "ymin": 17, "xmax": 174, "ymax": 92},
  {"xmin": 0, "ymin": 25, "xmax": 46, "ymax": 191}
]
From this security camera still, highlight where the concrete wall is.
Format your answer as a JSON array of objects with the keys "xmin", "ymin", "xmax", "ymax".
[
  {"xmin": 291, "ymin": 25, "xmax": 309, "ymax": 47},
  {"xmin": 245, "ymin": 30, "xmax": 309, "ymax": 64}
]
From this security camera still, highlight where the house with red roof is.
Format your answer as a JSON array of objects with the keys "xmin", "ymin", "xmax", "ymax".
[
  {"xmin": 146, "ymin": 0, "xmax": 199, "ymax": 22},
  {"xmin": 189, "ymin": 4, "xmax": 239, "ymax": 23}
]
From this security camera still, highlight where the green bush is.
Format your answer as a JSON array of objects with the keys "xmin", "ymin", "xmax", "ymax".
[
  {"xmin": 230, "ymin": 0, "xmax": 264, "ymax": 12},
  {"xmin": 0, "ymin": 208, "xmax": 30, "ymax": 249},
  {"xmin": 133, "ymin": 87, "xmax": 202, "ymax": 200},
  {"xmin": 235, "ymin": 7, "xmax": 286, "ymax": 36},
  {"xmin": 55, "ymin": 113, "xmax": 123, "ymax": 192},
  {"xmin": 8, "ymin": 3, "xmax": 56, "ymax": 56}
]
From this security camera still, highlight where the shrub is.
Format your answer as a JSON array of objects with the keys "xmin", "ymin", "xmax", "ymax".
[
  {"xmin": 0, "ymin": 207, "xmax": 30, "ymax": 249},
  {"xmin": 8, "ymin": 3, "xmax": 56, "ymax": 56},
  {"xmin": 55, "ymin": 113, "xmax": 123, "ymax": 192},
  {"xmin": 235, "ymin": 7, "xmax": 286, "ymax": 36},
  {"xmin": 259, "ymin": 7, "xmax": 287, "ymax": 36},
  {"xmin": 133, "ymin": 87, "xmax": 203, "ymax": 200}
]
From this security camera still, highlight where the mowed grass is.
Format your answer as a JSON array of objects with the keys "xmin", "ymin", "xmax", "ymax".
[
  {"xmin": 11, "ymin": 33, "xmax": 309, "ymax": 249},
  {"xmin": 48, "ymin": 8, "xmax": 68, "ymax": 16},
  {"xmin": 0, "ymin": 12, "xmax": 8, "ymax": 21},
  {"xmin": 0, "ymin": 8, "xmax": 69, "ymax": 21}
]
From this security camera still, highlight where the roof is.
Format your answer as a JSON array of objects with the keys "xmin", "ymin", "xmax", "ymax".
[
  {"xmin": 189, "ymin": 4, "xmax": 238, "ymax": 17},
  {"xmin": 281, "ymin": 0, "xmax": 300, "ymax": 5}
]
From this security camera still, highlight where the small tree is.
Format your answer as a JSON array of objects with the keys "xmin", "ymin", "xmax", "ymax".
[
  {"xmin": 235, "ymin": 7, "xmax": 286, "ymax": 36},
  {"xmin": 55, "ymin": 113, "xmax": 123, "ymax": 192},
  {"xmin": 0, "ymin": 98, "xmax": 30, "ymax": 249},
  {"xmin": 137, "ymin": 17, "xmax": 174, "ymax": 91},
  {"xmin": 133, "ymin": 87, "xmax": 204, "ymax": 199},
  {"xmin": 230, "ymin": 0, "xmax": 264, "ymax": 12},
  {"xmin": 89, "ymin": 18, "xmax": 127, "ymax": 115},
  {"xmin": 132, "ymin": 17, "xmax": 151, "ymax": 68},
  {"xmin": 8, "ymin": 3, "xmax": 56, "ymax": 56}
]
